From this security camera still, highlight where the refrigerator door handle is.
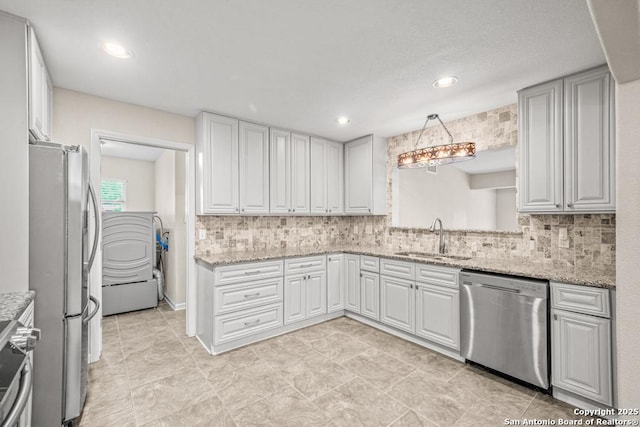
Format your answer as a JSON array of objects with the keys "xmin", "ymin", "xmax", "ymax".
[
  {"xmin": 83, "ymin": 295, "xmax": 100, "ymax": 324},
  {"xmin": 87, "ymin": 181, "xmax": 100, "ymax": 271}
]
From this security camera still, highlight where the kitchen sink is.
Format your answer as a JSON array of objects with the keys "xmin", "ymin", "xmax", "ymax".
[{"xmin": 394, "ymin": 251, "xmax": 472, "ymax": 261}]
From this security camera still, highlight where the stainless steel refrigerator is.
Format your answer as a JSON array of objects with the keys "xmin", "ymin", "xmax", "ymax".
[{"xmin": 29, "ymin": 142, "xmax": 100, "ymax": 426}]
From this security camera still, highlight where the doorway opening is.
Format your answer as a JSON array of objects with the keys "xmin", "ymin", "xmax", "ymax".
[{"xmin": 89, "ymin": 130, "xmax": 196, "ymax": 363}]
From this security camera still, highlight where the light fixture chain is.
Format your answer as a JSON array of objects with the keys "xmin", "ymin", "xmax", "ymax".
[
  {"xmin": 435, "ymin": 115, "xmax": 454, "ymax": 144},
  {"xmin": 412, "ymin": 116, "xmax": 432, "ymax": 150}
]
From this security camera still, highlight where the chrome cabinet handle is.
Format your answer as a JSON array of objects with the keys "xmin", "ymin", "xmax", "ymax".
[
  {"xmin": 244, "ymin": 292, "xmax": 261, "ymax": 298},
  {"xmin": 87, "ymin": 182, "xmax": 100, "ymax": 271},
  {"xmin": 2, "ymin": 357, "xmax": 32, "ymax": 427},
  {"xmin": 83, "ymin": 295, "xmax": 101, "ymax": 324},
  {"xmin": 244, "ymin": 270, "xmax": 262, "ymax": 275},
  {"xmin": 299, "ymin": 263, "xmax": 313, "ymax": 268},
  {"xmin": 244, "ymin": 319, "xmax": 261, "ymax": 326}
]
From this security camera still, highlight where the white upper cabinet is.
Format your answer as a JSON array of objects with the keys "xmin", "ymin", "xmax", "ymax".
[
  {"xmin": 518, "ymin": 66, "xmax": 615, "ymax": 213},
  {"xmin": 344, "ymin": 135, "xmax": 387, "ymax": 215},
  {"xmin": 28, "ymin": 26, "xmax": 52, "ymax": 142},
  {"xmin": 269, "ymin": 129, "xmax": 291, "ymax": 214},
  {"xmin": 239, "ymin": 121, "xmax": 270, "ymax": 214},
  {"xmin": 291, "ymin": 133, "xmax": 311, "ymax": 214},
  {"xmin": 310, "ymin": 137, "xmax": 344, "ymax": 215},
  {"xmin": 518, "ymin": 80, "xmax": 564, "ymax": 212},
  {"xmin": 564, "ymin": 67, "xmax": 615, "ymax": 211},
  {"xmin": 270, "ymin": 130, "xmax": 310, "ymax": 214},
  {"xmin": 196, "ymin": 112, "xmax": 239, "ymax": 214}
]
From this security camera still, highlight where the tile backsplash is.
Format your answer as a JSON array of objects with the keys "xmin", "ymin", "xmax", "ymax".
[{"xmin": 195, "ymin": 103, "xmax": 615, "ymax": 276}]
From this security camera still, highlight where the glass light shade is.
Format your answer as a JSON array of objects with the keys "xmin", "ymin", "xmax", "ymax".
[{"xmin": 397, "ymin": 142, "xmax": 476, "ymax": 168}]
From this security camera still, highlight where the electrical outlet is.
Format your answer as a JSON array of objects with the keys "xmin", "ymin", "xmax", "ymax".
[
  {"xmin": 198, "ymin": 229, "xmax": 207, "ymax": 240},
  {"xmin": 558, "ymin": 227, "xmax": 569, "ymax": 248}
]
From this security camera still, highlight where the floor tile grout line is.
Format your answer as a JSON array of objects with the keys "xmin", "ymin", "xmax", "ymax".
[
  {"xmin": 384, "ymin": 409, "xmax": 412, "ymax": 427},
  {"xmin": 518, "ymin": 391, "xmax": 539, "ymax": 419}
]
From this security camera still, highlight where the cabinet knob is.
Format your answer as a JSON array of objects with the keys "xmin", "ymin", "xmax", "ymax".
[
  {"xmin": 288, "ymin": 209, "xmax": 291, "ymax": 213},
  {"xmin": 555, "ymin": 204, "xmax": 561, "ymax": 208},
  {"xmin": 241, "ymin": 208, "xmax": 245, "ymax": 212},
  {"xmin": 329, "ymin": 209, "xmax": 332, "ymax": 213},
  {"xmin": 325, "ymin": 209, "xmax": 328, "ymax": 213},
  {"xmin": 553, "ymin": 314, "xmax": 558, "ymax": 321},
  {"xmin": 368, "ymin": 208, "xmax": 371, "ymax": 213},
  {"xmin": 292, "ymin": 209, "xmax": 296, "ymax": 212},
  {"xmin": 360, "ymin": 273, "xmax": 363, "ymax": 277},
  {"xmin": 567, "ymin": 202, "xmax": 574, "ymax": 208}
]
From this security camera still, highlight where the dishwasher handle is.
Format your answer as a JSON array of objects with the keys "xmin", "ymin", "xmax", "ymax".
[{"xmin": 462, "ymin": 280, "xmax": 522, "ymax": 294}]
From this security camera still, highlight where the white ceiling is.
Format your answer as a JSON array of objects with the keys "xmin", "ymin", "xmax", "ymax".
[
  {"xmin": 0, "ymin": 0, "xmax": 605, "ymax": 140},
  {"xmin": 453, "ymin": 146, "xmax": 515, "ymax": 175},
  {"xmin": 100, "ymin": 139, "xmax": 167, "ymax": 162}
]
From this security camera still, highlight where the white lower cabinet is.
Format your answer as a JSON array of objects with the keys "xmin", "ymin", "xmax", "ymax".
[
  {"xmin": 327, "ymin": 254, "xmax": 345, "ymax": 313},
  {"xmin": 284, "ymin": 275, "xmax": 306, "ymax": 324},
  {"xmin": 344, "ymin": 254, "xmax": 361, "ymax": 313},
  {"xmin": 550, "ymin": 281, "xmax": 614, "ymax": 407},
  {"xmin": 415, "ymin": 283, "xmax": 459, "ymax": 350},
  {"xmin": 284, "ymin": 268, "xmax": 327, "ymax": 325},
  {"xmin": 380, "ymin": 275, "xmax": 415, "ymax": 333},
  {"xmin": 552, "ymin": 309, "xmax": 612, "ymax": 405},
  {"xmin": 360, "ymin": 271, "xmax": 379, "ymax": 321}
]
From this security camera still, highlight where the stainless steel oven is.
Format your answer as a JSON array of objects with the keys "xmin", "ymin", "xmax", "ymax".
[{"xmin": 0, "ymin": 319, "xmax": 40, "ymax": 427}]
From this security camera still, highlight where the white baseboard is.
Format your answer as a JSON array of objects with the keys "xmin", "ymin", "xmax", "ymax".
[{"xmin": 163, "ymin": 293, "xmax": 186, "ymax": 311}]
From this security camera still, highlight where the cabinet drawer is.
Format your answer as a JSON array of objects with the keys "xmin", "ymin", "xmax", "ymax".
[
  {"xmin": 416, "ymin": 264, "xmax": 459, "ymax": 289},
  {"xmin": 551, "ymin": 282, "xmax": 610, "ymax": 318},
  {"xmin": 380, "ymin": 258, "xmax": 415, "ymax": 280},
  {"xmin": 214, "ymin": 303, "xmax": 283, "ymax": 345},
  {"xmin": 214, "ymin": 260, "xmax": 284, "ymax": 286},
  {"xmin": 360, "ymin": 255, "xmax": 379, "ymax": 273},
  {"xmin": 214, "ymin": 277, "xmax": 283, "ymax": 315},
  {"xmin": 285, "ymin": 256, "xmax": 326, "ymax": 274}
]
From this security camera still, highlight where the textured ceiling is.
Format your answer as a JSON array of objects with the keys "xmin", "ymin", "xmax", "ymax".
[{"xmin": 0, "ymin": 0, "xmax": 605, "ymax": 140}]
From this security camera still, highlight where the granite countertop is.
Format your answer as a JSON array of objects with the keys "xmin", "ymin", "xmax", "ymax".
[
  {"xmin": 0, "ymin": 291, "xmax": 36, "ymax": 322},
  {"xmin": 195, "ymin": 246, "xmax": 615, "ymax": 289}
]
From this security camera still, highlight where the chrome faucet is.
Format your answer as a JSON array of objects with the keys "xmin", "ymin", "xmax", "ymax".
[{"xmin": 430, "ymin": 218, "xmax": 445, "ymax": 254}]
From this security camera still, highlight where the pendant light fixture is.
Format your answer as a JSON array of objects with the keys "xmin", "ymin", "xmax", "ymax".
[{"xmin": 397, "ymin": 114, "xmax": 476, "ymax": 168}]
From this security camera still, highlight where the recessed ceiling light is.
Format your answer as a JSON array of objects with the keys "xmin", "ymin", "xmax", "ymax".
[
  {"xmin": 103, "ymin": 42, "xmax": 133, "ymax": 59},
  {"xmin": 337, "ymin": 116, "xmax": 350, "ymax": 125},
  {"xmin": 433, "ymin": 76, "xmax": 458, "ymax": 88}
]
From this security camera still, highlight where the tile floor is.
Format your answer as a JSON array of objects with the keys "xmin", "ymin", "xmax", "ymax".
[{"xmin": 80, "ymin": 302, "xmax": 595, "ymax": 426}]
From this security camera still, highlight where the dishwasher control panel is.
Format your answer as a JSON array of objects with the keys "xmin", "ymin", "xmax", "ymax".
[{"xmin": 460, "ymin": 271, "xmax": 548, "ymax": 299}]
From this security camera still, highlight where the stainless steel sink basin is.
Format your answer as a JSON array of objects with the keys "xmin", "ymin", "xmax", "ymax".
[{"xmin": 394, "ymin": 251, "xmax": 472, "ymax": 261}]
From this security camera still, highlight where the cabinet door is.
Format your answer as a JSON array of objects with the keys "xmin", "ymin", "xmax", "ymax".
[
  {"xmin": 344, "ymin": 254, "xmax": 361, "ymax": 313},
  {"xmin": 518, "ymin": 80, "xmax": 564, "ymax": 212},
  {"xmin": 564, "ymin": 67, "xmax": 615, "ymax": 211},
  {"xmin": 291, "ymin": 134, "xmax": 310, "ymax": 214},
  {"xmin": 310, "ymin": 137, "xmax": 328, "ymax": 214},
  {"xmin": 326, "ymin": 141, "xmax": 344, "ymax": 214},
  {"xmin": 344, "ymin": 136, "xmax": 373, "ymax": 214},
  {"xmin": 552, "ymin": 309, "xmax": 612, "ymax": 405},
  {"xmin": 284, "ymin": 275, "xmax": 306, "ymax": 325},
  {"xmin": 360, "ymin": 271, "xmax": 380, "ymax": 321},
  {"xmin": 327, "ymin": 254, "xmax": 345, "ymax": 313},
  {"xmin": 270, "ymin": 129, "xmax": 291, "ymax": 214},
  {"xmin": 306, "ymin": 270, "xmax": 327, "ymax": 319},
  {"xmin": 380, "ymin": 275, "xmax": 414, "ymax": 333},
  {"xmin": 415, "ymin": 283, "xmax": 460, "ymax": 350},
  {"xmin": 199, "ymin": 113, "xmax": 239, "ymax": 214},
  {"xmin": 239, "ymin": 121, "xmax": 270, "ymax": 214},
  {"xmin": 28, "ymin": 27, "xmax": 52, "ymax": 142}
]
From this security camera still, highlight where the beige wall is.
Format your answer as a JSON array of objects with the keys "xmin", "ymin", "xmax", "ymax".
[
  {"xmin": 155, "ymin": 151, "xmax": 187, "ymax": 306},
  {"xmin": 101, "ymin": 156, "xmax": 156, "ymax": 212},
  {"xmin": 0, "ymin": 13, "xmax": 29, "ymax": 293},
  {"xmin": 615, "ymin": 78, "xmax": 640, "ymax": 410},
  {"xmin": 52, "ymin": 88, "xmax": 195, "ymax": 151}
]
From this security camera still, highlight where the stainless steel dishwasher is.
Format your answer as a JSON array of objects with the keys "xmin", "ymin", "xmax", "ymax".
[{"xmin": 460, "ymin": 270, "xmax": 549, "ymax": 389}]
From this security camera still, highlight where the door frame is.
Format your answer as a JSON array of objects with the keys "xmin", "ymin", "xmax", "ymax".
[{"xmin": 89, "ymin": 129, "xmax": 197, "ymax": 363}]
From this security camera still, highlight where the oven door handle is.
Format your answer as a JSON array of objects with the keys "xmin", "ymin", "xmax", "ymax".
[{"xmin": 1, "ymin": 357, "xmax": 32, "ymax": 427}]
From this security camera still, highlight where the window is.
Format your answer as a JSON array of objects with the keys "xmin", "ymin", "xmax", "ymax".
[{"xmin": 101, "ymin": 179, "xmax": 127, "ymax": 212}]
